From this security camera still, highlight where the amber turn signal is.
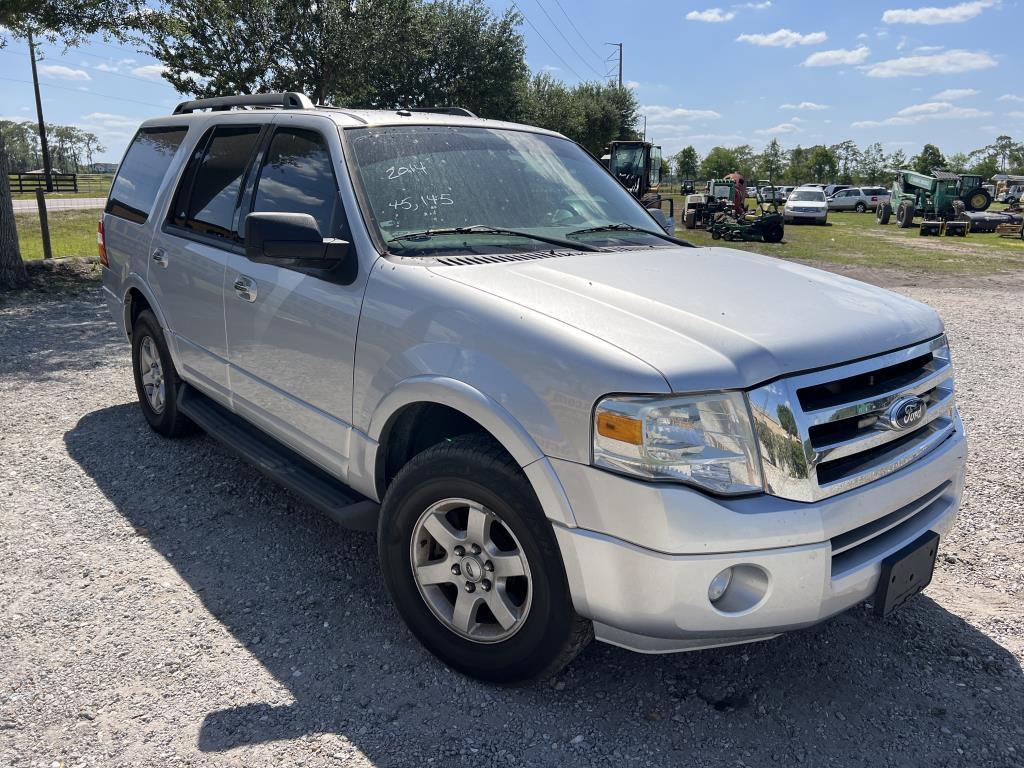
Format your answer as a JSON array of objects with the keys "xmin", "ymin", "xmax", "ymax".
[{"xmin": 596, "ymin": 411, "xmax": 643, "ymax": 445}]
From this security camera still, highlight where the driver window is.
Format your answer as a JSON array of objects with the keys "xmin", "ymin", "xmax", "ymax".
[{"xmin": 251, "ymin": 128, "xmax": 347, "ymax": 238}]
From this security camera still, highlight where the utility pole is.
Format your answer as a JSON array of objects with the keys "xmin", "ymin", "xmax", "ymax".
[
  {"xmin": 642, "ymin": 116, "xmax": 647, "ymax": 141},
  {"xmin": 27, "ymin": 30, "xmax": 54, "ymax": 193},
  {"xmin": 606, "ymin": 42, "xmax": 623, "ymax": 88}
]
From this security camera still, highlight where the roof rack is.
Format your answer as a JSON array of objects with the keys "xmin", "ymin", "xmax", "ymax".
[
  {"xmin": 401, "ymin": 107, "xmax": 477, "ymax": 118},
  {"xmin": 172, "ymin": 92, "xmax": 314, "ymax": 115}
]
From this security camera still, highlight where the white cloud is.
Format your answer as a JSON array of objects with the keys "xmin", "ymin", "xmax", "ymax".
[
  {"xmin": 131, "ymin": 64, "xmax": 167, "ymax": 81},
  {"xmin": 81, "ymin": 112, "xmax": 141, "ymax": 129},
  {"xmin": 737, "ymin": 1, "xmax": 772, "ymax": 8},
  {"xmin": 852, "ymin": 101, "xmax": 992, "ymax": 126},
  {"xmin": 735, "ymin": 28, "xmax": 827, "ymax": 47},
  {"xmin": 862, "ymin": 49, "xmax": 997, "ymax": 77},
  {"xmin": 1007, "ymin": 111, "xmax": 1024, "ymax": 119},
  {"xmin": 882, "ymin": 0, "xmax": 998, "ymax": 25},
  {"xmin": 755, "ymin": 122, "xmax": 801, "ymax": 135},
  {"xmin": 38, "ymin": 64, "xmax": 91, "ymax": 81},
  {"xmin": 686, "ymin": 7, "xmax": 735, "ymax": 22},
  {"xmin": 857, "ymin": 32, "xmax": 869, "ymax": 39},
  {"xmin": 914, "ymin": 45, "xmax": 943, "ymax": 52},
  {"xmin": 997, "ymin": 94, "xmax": 1024, "ymax": 103},
  {"xmin": 641, "ymin": 105, "xmax": 722, "ymax": 120},
  {"xmin": 780, "ymin": 101, "xmax": 829, "ymax": 110},
  {"xmin": 625, "ymin": 80, "xmax": 640, "ymax": 89},
  {"xmin": 802, "ymin": 46, "xmax": 871, "ymax": 67},
  {"xmin": 933, "ymin": 87, "xmax": 978, "ymax": 99},
  {"xmin": 93, "ymin": 63, "xmax": 120, "ymax": 72}
]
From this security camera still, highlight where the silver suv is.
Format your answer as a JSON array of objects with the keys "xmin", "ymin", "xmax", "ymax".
[
  {"xmin": 828, "ymin": 186, "xmax": 891, "ymax": 212},
  {"xmin": 100, "ymin": 93, "xmax": 967, "ymax": 684}
]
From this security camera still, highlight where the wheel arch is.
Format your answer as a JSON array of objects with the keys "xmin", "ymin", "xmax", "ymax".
[
  {"xmin": 360, "ymin": 376, "xmax": 576, "ymax": 527},
  {"xmin": 121, "ymin": 277, "xmax": 167, "ymax": 340}
]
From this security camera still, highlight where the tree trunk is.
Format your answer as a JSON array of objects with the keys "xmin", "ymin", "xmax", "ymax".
[{"xmin": 0, "ymin": 131, "xmax": 29, "ymax": 291}]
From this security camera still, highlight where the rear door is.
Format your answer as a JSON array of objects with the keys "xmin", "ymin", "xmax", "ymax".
[
  {"xmin": 149, "ymin": 121, "xmax": 265, "ymax": 403},
  {"xmin": 223, "ymin": 116, "xmax": 365, "ymax": 478}
]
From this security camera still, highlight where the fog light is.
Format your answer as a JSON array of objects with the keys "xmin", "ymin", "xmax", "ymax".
[{"xmin": 708, "ymin": 568, "xmax": 733, "ymax": 603}]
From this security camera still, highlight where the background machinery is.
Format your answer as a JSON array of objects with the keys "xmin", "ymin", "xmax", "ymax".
[
  {"xmin": 604, "ymin": 140, "xmax": 675, "ymax": 232},
  {"xmin": 707, "ymin": 179, "xmax": 785, "ymax": 243},
  {"xmin": 876, "ymin": 168, "xmax": 992, "ymax": 236}
]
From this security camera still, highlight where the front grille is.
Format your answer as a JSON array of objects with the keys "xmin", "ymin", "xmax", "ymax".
[{"xmin": 748, "ymin": 336, "xmax": 957, "ymax": 502}]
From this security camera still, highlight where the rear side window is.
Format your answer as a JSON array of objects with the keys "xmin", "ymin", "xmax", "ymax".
[
  {"xmin": 106, "ymin": 127, "xmax": 188, "ymax": 223},
  {"xmin": 174, "ymin": 126, "xmax": 262, "ymax": 239},
  {"xmin": 251, "ymin": 128, "xmax": 345, "ymax": 237}
]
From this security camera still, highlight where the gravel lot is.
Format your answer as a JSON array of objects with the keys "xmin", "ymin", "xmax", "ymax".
[{"xmin": 2, "ymin": 269, "xmax": 1023, "ymax": 767}]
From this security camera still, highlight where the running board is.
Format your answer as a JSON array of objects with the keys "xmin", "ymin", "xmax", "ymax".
[{"xmin": 177, "ymin": 384, "xmax": 379, "ymax": 532}]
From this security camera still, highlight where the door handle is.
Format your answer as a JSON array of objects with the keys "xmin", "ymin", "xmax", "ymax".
[
  {"xmin": 151, "ymin": 248, "xmax": 167, "ymax": 267},
  {"xmin": 233, "ymin": 275, "xmax": 257, "ymax": 302}
]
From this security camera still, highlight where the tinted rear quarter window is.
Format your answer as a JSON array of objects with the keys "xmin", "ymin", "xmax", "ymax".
[{"xmin": 106, "ymin": 127, "xmax": 188, "ymax": 223}]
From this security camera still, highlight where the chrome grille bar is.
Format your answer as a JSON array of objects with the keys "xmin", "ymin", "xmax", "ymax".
[{"xmin": 748, "ymin": 335, "xmax": 957, "ymax": 502}]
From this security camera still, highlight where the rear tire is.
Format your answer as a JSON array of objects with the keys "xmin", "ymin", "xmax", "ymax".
[
  {"xmin": 131, "ymin": 310, "xmax": 196, "ymax": 438},
  {"xmin": 876, "ymin": 202, "xmax": 891, "ymax": 225},
  {"xmin": 762, "ymin": 223, "xmax": 784, "ymax": 243},
  {"xmin": 897, "ymin": 202, "xmax": 915, "ymax": 229},
  {"xmin": 854, "ymin": 202, "xmax": 867, "ymax": 213},
  {"xmin": 964, "ymin": 188, "xmax": 991, "ymax": 212},
  {"xmin": 378, "ymin": 435, "xmax": 592, "ymax": 685}
]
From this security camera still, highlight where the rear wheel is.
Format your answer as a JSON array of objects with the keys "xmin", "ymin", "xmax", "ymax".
[
  {"xmin": 762, "ymin": 223, "xmax": 784, "ymax": 243},
  {"xmin": 964, "ymin": 188, "xmax": 991, "ymax": 212},
  {"xmin": 131, "ymin": 310, "xmax": 196, "ymax": 438},
  {"xmin": 897, "ymin": 202, "xmax": 915, "ymax": 229},
  {"xmin": 876, "ymin": 202, "xmax": 891, "ymax": 225},
  {"xmin": 378, "ymin": 435, "xmax": 592, "ymax": 684}
]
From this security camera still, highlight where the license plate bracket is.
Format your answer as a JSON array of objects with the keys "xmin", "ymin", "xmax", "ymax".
[{"xmin": 873, "ymin": 530, "xmax": 939, "ymax": 617}]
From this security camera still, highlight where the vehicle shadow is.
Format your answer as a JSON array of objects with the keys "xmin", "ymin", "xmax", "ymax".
[{"xmin": 64, "ymin": 403, "xmax": 1024, "ymax": 766}]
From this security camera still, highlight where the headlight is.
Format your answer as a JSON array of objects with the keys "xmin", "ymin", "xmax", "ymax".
[{"xmin": 593, "ymin": 392, "xmax": 763, "ymax": 495}]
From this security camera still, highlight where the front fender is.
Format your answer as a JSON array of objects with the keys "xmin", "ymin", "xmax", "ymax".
[{"xmin": 350, "ymin": 375, "xmax": 576, "ymax": 527}]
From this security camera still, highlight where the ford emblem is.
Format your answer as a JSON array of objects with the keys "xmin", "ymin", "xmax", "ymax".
[{"xmin": 881, "ymin": 396, "xmax": 926, "ymax": 431}]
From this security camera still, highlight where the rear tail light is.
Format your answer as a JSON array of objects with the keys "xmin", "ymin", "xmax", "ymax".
[
  {"xmin": 97, "ymin": 220, "xmax": 108, "ymax": 267},
  {"xmin": 871, "ymin": 197, "xmax": 877, "ymax": 202}
]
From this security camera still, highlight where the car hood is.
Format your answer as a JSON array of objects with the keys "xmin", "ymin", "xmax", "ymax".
[{"xmin": 429, "ymin": 246, "xmax": 943, "ymax": 391}]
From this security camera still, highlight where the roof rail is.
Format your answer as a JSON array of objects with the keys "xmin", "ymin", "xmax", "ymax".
[
  {"xmin": 402, "ymin": 107, "xmax": 477, "ymax": 118},
  {"xmin": 172, "ymin": 92, "xmax": 314, "ymax": 115}
]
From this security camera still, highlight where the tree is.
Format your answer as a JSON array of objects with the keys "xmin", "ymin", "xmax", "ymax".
[
  {"xmin": 887, "ymin": 148, "xmax": 908, "ymax": 170},
  {"xmin": 520, "ymin": 76, "xmax": 638, "ymax": 156},
  {"xmin": 732, "ymin": 144, "xmax": 756, "ymax": 180},
  {"xmin": 673, "ymin": 146, "xmax": 699, "ymax": 179},
  {"xmin": 756, "ymin": 138, "xmax": 785, "ymax": 182},
  {"xmin": 807, "ymin": 145, "xmax": 838, "ymax": 183},
  {"xmin": 857, "ymin": 142, "xmax": 886, "ymax": 184},
  {"xmin": 136, "ymin": 0, "xmax": 527, "ymax": 119},
  {"xmin": 699, "ymin": 146, "xmax": 739, "ymax": 179},
  {"xmin": 946, "ymin": 152, "xmax": 970, "ymax": 174},
  {"xmin": 786, "ymin": 145, "xmax": 808, "ymax": 185},
  {"xmin": 830, "ymin": 139, "xmax": 861, "ymax": 184},
  {"xmin": 970, "ymin": 135, "xmax": 1022, "ymax": 173},
  {"xmin": 912, "ymin": 143, "xmax": 945, "ymax": 175},
  {"xmin": 0, "ymin": 132, "xmax": 27, "ymax": 290}
]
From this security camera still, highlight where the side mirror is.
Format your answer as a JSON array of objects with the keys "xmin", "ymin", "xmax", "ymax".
[
  {"xmin": 648, "ymin": 207, "xmax": 674, "ymax": 234},
  {"xmin": 244, "ymin": 212, "xmax": 350, "ymax": 268}
]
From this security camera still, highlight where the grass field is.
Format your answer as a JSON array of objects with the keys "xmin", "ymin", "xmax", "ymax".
[
  {"xmin": 16, "ymin": 209, "xmax": 99, "ymax": 261},
  {"xmin": 669, "ymin": 195, "xmax": 1024, "ymax": 274}
]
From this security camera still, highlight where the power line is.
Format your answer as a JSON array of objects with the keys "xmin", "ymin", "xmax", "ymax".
[
  {"xmin": 529, "ymin": 0, "xmax": 603, "ymax": 78},
  {"xmin": 510, "ymin": 2, "xmax": 585, "ymax": 82},
  {"xmin": 0, "ymin": 76, "xmax": 172, "ymax": 110},
  {"xmin": 550, "ymin": 0, "xmax": 605, "ymax": 66},
  {"xmin": 1, "ymin": 48, "xmax": 170, "ymax": 88}
]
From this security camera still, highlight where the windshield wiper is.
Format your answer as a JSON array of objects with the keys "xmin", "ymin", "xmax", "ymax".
[
  {"xmin": 566, "ymin": 222, "xmax": 691, "ymax": 246},
  {"xmin": 387, "ymin": 225, "xmax": 599, "ymax": 252}
]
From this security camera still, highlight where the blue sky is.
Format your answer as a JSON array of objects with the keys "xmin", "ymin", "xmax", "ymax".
[{"xmin": 1, "ymin": 0, "xmax": 1020, "ymax": 163}]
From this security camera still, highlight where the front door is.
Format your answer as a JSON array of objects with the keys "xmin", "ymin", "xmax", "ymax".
[
  {"xmin": 149, "ymin": 122, "xmax": 265, "ymax": 402},
  {"xmin": 223, "ymin": 119, "xmax": 364, "ymax": 478}
]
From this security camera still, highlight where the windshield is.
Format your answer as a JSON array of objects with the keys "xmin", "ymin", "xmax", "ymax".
[
  {"xmin": 789, "ymin": 190, "xmax": 825, "ymax": 202},
  {"xmin": 346, "ymin": 126, "xmax": 664, "ymax": 255}
]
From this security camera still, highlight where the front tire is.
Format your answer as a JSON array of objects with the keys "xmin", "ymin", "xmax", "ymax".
[
  {"xmin": 378, "ymin": 436, "xmax": 592, "ymax": 684},
  {"xmin": 855, "ymin": 202, "xmax": 867, "ymax": 213},
  {"xmin": 897, "ymin": 201, "xmax": 915, "ymax": 228},
  {"xmin": 877, "ymin": 202, "xmax": 891, "ymax": 224},
  {"xmin": 131, "ymin": 310, "xmax": 196, "ymax": 438}
]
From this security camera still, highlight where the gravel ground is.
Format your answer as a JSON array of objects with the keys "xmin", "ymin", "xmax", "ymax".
[{"xmin": 2, "ymin": 269, "xmax": 1023, "ymax": 768}]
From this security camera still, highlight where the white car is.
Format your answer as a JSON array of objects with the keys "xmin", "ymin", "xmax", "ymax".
[{"xmin": 785, "ymin": 187, "xmax": 828, "ymax": 224}]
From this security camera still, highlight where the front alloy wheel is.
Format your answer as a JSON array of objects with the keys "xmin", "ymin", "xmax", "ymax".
[{"xmin": 410, "ymin": 498, "xmax": 532, "ymax": 643}]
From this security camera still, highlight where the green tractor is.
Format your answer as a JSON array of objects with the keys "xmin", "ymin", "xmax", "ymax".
[
  {"xmin": 707, "ymin": 180, "xmax": 785, "ymax": 243},
  {"xmin": 877, "ymin": 168, "xmax": 992, "ymax": 236}
]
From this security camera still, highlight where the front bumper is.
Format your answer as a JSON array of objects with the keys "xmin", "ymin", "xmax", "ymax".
[
  {"xmin": 784, "ymin": 208, "xmax": 827, "ymax": 223},
  {"xmin": 549, "ymin": 417, "xmax": 966, "ymax": 653}
]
